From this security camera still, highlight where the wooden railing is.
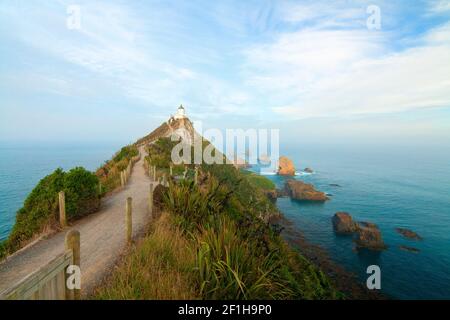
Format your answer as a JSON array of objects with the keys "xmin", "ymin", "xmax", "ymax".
[
  {"xmin": 1, "ymin": 151, "xmax": 153, "ymax": 300},
  {"xmin": 0, "ymin": 231, "xmax": 80, "ymax": 300},
  {"xmin": 120, "ymin": 152, "xmax": 141, "ymax": 188},
  {"xmin": 145, "ymin": 163, "xmax": 199, "ymax": 187}
]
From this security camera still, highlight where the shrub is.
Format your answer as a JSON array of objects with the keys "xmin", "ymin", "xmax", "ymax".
[
  {"xmin": 113, "ymin": 146, "xmax": 138, "ymax": 163},
  {"xmin": 5, "ymin": 167, "xmax": 99, "ymax": 255},
  {"xmin": 64, "ymin": 167, "xmax": 101, "ymax": 220},
  {"xmin": 146, "ymin": 137, "xmax": 177, "ymax": 168}
]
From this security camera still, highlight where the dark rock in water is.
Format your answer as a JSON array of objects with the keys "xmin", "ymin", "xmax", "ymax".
[
  {"xmin": 354, "ymin": 222, "xmax": 386, "ymax": 251},
  {"xmin": 332, "ymin": 212, "xmax": 359, "ymax": 234},
  {"xmin": 332, "ymin": 212, "xmax": 386, "ymax": 251},
  {"xmin": 399, "ymin": 245, "xmax": 420, "ymax": 253},
  {"xmin": 275, "ymin": 188, "xmax": 288, "ymax": 198},
  {"xmin": 395, "ymin": 228, "xmax": 423, "ymax": 240},
  {"xmin": 285, "ymin": 180, "xmax": 329, "ymax": 202},
  {"xmin": 303, "ymin": 167, "xmax": 314, "ymax": 173},
  {"xmin": 329, "ymin": 184, "xmax": 341, "ymax": 187}
]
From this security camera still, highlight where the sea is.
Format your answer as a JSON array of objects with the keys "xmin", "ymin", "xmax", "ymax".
[{"xmin": 0, "ymin": 141, "xmax": 449, "ymax": 299}]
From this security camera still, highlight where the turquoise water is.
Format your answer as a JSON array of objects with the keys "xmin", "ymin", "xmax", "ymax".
[
  {"xmin": 1, "ymin": 142, "xmax": 449, "ymax": 299},
  {"xmin": 0, "ymin": 142, "xmax": 123, "ymax": 241},
  {"xmin": 254, "ymin": 143, "xmax": 450, "ymax": 300}
]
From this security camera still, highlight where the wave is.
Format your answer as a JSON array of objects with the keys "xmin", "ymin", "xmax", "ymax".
[
  {"xmin": 257, "ymin": 170, "xmax": 315, "ymax": 176},
  {"xmin": 258, "ymin": 171, "xmax": 277, "ymax": 176},
  {"xmin": 296, "ymin": 171, "xmax": 314, "ymax": 176}
]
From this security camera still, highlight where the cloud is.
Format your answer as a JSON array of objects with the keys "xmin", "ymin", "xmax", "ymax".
[
  {"xmin": 243, "ymin": 17, "xmax": 450, "ymax": 120},
  {"xmin": 1, "ymin": 0, "xmax": 450, "ymax": 142},
  {"xmin": 428, "ymin": 0, "xmax": 450, "ymax": 13},
  {"xmin": 0, "ymin": 0, "xmax": 251, "ymax": 117}
]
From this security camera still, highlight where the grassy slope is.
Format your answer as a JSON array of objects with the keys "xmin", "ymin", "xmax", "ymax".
[
  {"xmin": 95, "ymin": 213, "xmax": 198, "ymax": 300},
  {"xmin": 94, "ymin": 138, "xmax": 341, "ymax": 300},
  {"xmin": 96, "ymin": 145, "xmax": 139, "ymax": 194},
  {"xmin": 240, "ymin": 169, "xmax": 276, "ymax": 190}
]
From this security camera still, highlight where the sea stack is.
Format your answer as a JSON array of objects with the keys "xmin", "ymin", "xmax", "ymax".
[
  {"xmin": 278, "ymin": 156, "xmax": 295, "ymax": 176},
  {"xmin": 332, "ymin": 212, "xmax": 359, "ymax": 233},
  {"xmin": 285, "ymin": 180, "xmax": 329, "ymax": 201},
  {"xmin": 355, "ymin": 222, "xmax": 386, "ymax": 250}
]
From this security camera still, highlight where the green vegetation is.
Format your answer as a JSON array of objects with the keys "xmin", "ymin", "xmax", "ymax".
[
  {"xmin": 240, "ymin": 169, "xmax": 276, "ymax": 190},
  {"xmin": 0, "ymin": 144, "xmax": 139, "ymax": 261},
  {"xmin": 95, "ymin": 138, "xmax": 340, "ymax": 300},
  {"xmin": 96, "ymin": 145, "xmax": 138, "ymax": 194},
  {"xmin": 145, "ymin": 137, "xmax": 189, "ymax": 176},
  {"xmin": 95, "ymin": 213, "xmax": 198, "ymax": 300},
  {"xmin": 1, "ymin": 167, "xmax": 99, "ymax": 259}
]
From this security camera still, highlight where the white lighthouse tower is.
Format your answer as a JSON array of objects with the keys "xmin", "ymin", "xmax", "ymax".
[{"xmin": 174, "ymin": 104, "xmax": 187, "ymax": 120}]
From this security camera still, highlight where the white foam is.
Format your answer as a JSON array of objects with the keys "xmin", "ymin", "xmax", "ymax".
[
  {"xmin": 259, "ymin": 171, "xmax": 277, "ymax": 176},
  {"xmin": 295, "ymin": 171, "xmax": 314, "ymax": 176}
]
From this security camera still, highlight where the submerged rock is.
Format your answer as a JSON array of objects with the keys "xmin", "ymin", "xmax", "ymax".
[
  {"xmin": 303, "ymin": 167, "xmax": 314, "ymax": 173},
  {"xmin": 329, "ymin": 183, "xmax": 341, "ymax": 187},
  {"xmin": 332, "ymin": 213, "xmax": 386, "ymax": 251},
  {"xmin": 278, "ymin": 156, "xmax": 296, "ymax": 176},
  {"xmin": 285, "ymin": 180, "xmax": 329, "ymax": 201},
  {"xmin": 399, "ymin": 245, "xmax": 420, "ymax": 253},
  {"xmin": 258, "ymin": 154, "xmax": 271, "ymax": 165},
  {"xmin": 395, "ymin": 228, "xmax": 423, "ymax": 241},
  {"xmin": 332, "ymin": 212, "xmax": 359, "ymax": 234},
  {"xmin": 354, "ymin": 222, "xmax": 386, "ymax": 251}
]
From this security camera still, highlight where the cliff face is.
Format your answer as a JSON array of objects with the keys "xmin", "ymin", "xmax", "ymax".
[{"xmin": 136, "ymin": 117, "xmax": 196, "ymax": 146}]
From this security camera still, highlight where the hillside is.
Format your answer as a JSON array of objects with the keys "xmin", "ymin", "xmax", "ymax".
[
  {"xmin": 135, "ymin": 117, "xmax": 196, "ymax": 147},
  {"xmin": 94, "ymin": 134, "xmax": 341, "ymax": 300}
]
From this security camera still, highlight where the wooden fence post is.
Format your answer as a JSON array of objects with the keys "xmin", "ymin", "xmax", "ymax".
[
  {"xmin": 59, "ymin": 191, "xmax": 66, "ymax": 228},
  {"xmin": 153, "ymin": 165, "xmax": 156, "ymax": 181},
  {"xmin": 120, "ymin": 171, "xmax": 125, "ymax": 187},
  {"xmin": 148, "ymin": 183, "xmax": 154, "ymax": 217},
  {"xmin": 65, "ymin": 230, "xmax": 80, "ymax": 300},
  {"xmin": 194, "ymin": 167, "xmax": 198, "ymax": 185},
  {"xmin": 162, "ymin": 173, "xmax": 167, "ymax": 187},
  {"xmin": 126, "ymin": 197, "xmax": 132, "ymax": 244}
]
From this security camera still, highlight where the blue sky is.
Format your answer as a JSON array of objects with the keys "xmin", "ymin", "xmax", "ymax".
[{"xmin": 1, "ymin": 0, "xmax": 450, "ymax": 146}]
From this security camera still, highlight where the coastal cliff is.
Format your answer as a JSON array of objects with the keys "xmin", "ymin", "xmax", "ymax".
[
  {"xmin": 2, "ymin": 112, "xmax": 343, "ymax": 300},
  {"xmin": 95, "ymin": 134, "xmax": 341, "ymax": 299}
]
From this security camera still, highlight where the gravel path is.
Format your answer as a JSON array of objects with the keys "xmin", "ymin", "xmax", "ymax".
[{"xmin": 0, "ymin": 147, "xmax": 154, "ymax": 297}]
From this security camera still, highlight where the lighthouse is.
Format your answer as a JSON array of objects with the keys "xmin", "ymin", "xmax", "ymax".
[{"xmin": 174, "ymin": 104, "xmax": 187, "ymax": 120}]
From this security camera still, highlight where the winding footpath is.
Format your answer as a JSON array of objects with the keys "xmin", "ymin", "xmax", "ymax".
[{"xmin": 0, "ymin": 147, "xmax": 154, "ymax": 297}]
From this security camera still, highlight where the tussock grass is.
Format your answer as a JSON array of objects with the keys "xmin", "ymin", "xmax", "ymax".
[
  {"xmin": 94, "ymin": 213, "xmax": 198, "ymax": 300},
  {"xmin": 195, "ymin": 216, "xmax": 292, "ymax": 299},
  {"xmin": 96, "ymin": 145, "xmax": 139, "ymax": 194},
  {"xmin": 94, "ymin": 138, "xmax": 340, "ymax": 300}
]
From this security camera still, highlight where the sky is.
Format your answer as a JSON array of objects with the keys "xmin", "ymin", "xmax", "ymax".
[{"xmin": 1, "ymin": 0, "xmax": 450, "ymax": 147}]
